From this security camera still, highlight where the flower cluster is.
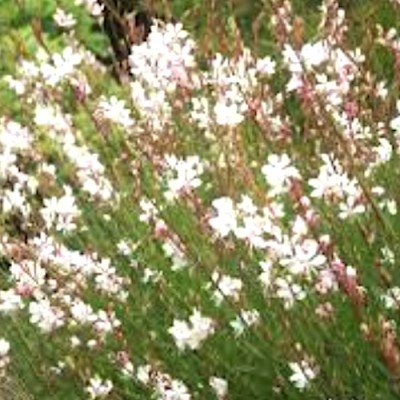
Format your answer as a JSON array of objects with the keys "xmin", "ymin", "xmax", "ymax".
[{"xmin": 2, "ymin": 0, "xmax": 400, "ymax": 398}]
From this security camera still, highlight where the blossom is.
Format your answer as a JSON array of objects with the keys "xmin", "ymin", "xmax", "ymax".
[
  {"xmin": 275, "ymin": 277, "xmax": 306, "ymax": 308},
  {"xmin": 70, "ymin": 300, "xmax": 96, "ymax": 325},
  {"xmin": 279, "ymin": 239, "xmax": 326, "ymax": 276},
  {"xmin": 2, "ymin": 186, "xmax": 30, "ymax": 216},
  {"xmin": 117, "ymin": 240, "xmax": 132, "ymax": 256},
  {"xmin": 139, "ymin": 198, "xmax": 159, "ymax": 222},
  {"xmin": 209, "ymin": 376, "xmax": 228, "ymax": 399},
  {"xmin": 96, "ymin": 96, "xmax": 134, "ymax": 129},
  {"xmin": 162, "ymin": 155, "xmax": 205, "ymax": 201},
  {"xmin": 0, "ymin": 119, "xmax": 33, "ymax": 153},
  {"xmin": 168, "ymin": 309, "xmax": 215, "ymax": 350},
  {"xmin": 40, "ymin": 47, "xmax": 83, "ymax": 86},
  {"xmin": 129, "ymin": 22, "xmax": 196, "ymax": 92},
  {"xmin": 261, "ymin": 154, "xmax": 300, "ymax": 196},
  {"xmin": 162, "ymin": 239, "xmax": 188, "ymax": 270},
  {"xmin": 40, "ymin": 185, "xmax": 81, "ymax": 232},
  {"xmin": 381, "ymin": 246, "xmax": 395, "ymax": 265},
  {"xmin": 128, "ymin": 22, "xmax": 196, "ymax": 130},
  {"xmin": 288, "ymin": 360, "xmax": 317, "ymax": 390},
  {"xmin": 256, "ymin": 56, "xmax": 276, "ymax": 75},
  {"xmin": 29, "ymin": 299, "xmax": 65, "ymax": 333},
  {"xmin": 381, "ymin": 287, "xmax": 400, "ymax": 310},
  {"xmin": 208, "ymin": 197, "xmax": 237, "ymax": 238},
  {"xmin": 259, "ymin": 261, "xmax": 273, "ymax": 291},
  {"xmin": 301, "ymin": 41, "xmax": 329, "ymax": 68},
  {"xmin": 136, "ymin": 364, "xmax": 152, "ymax": 385},
  {"xmin": 230, "ymin": 309, "xmax": 260, "ymax": 336},
  {"xmin": 53, "ymin": 8, "xmax": 77, "ymax": 29},
  {"xmin": 213, "ymin": 100, "xmax": 246, "ymax": 126},
  {"xmin": 209, "ymin": 195, "xmax": 284, "ymax": 249},
  {"xmin": 308, "ymin": 154, "xmax": 362, "ymax": 215},
  {"xmin": 155, "ymin": 377, "xmax": 191, "ymax": 400},
  {"xmin": 130, "ymin": 80, "xmax": 172, "ymax": 131},
  {"xmin": 0, "ymin": 339, "xmax": 10, "ymax": 358},
  {"xmin": 74, "ymin": 0, "xmax": 104, "ymax": 18},
  {"xmin": 0, "ymin": 338, "xmax": 10, "ymax": 374},
  {"xmin": 212, "ymin": 271, "xmax": 243, "ymax": 304},
  {"xmin": 137, "ymin": 365, "xmax": 192, "ymax": 400},
  {"xmin": 10, "ymin": 260, "xmax": 47, "ymax": 295},
  {"xmin": 34, "ymin": 103, "xmax": 71, "ymax": 133},
  {"xmin": 0, "ymin": 290, "xmax": 24, "ymax": 314},
  {"xmin": 35, "ymin": 107, "xmax": 114, "ymax": 202},
  {"xmin": 86, "ymin": 376, "xmax": 113, "ymax": 399}
]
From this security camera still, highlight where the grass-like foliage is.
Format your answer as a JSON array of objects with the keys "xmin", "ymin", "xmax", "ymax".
[{"xmin": 2, "ymin": 0, "xmax": 400, "ymax": 399}]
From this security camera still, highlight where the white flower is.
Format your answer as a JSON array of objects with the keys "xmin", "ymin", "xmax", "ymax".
[
  {"xmin": 0, "ymin": 119, "xmax": 32, "ymax": 152},
  {"xmin": 283, "ymin": 45, "xmax": 303, "ymax": 74},
  {"xmin": 10, "ymin": 260, "xmax": 47, "ymax": 293},
  {"xmin": 139, "ymin": 198, "xmax": 159, "ymax": 222},
  {"xmin": 0, "ymin": 151, "xmax": 17, "ymax": 179},
  {"xmin": 301, "ymin": 41, "xmax": 329, "ymax": 68},
  {"xmin": 275, "ymin": 277, "xmax": 306, "ymax": 308},
  {"xmin": 209, "ymin": 376, "xmax": 228, "ymax": 399},
  {"xmin": 0, "ymin": 290, "xmax": 23, "ymax": 314},
  {"xmin": 381, "ymin": 246, "xmax": 395, "ymax": 265},
  {"xmin": 93, "ymin": 310, "xmax": 121, "ymax": 337},
  {"xmin": 168, "ymin": 309, "xmax": 215, "ymax": 350},
  {"xmin": 213, "ymin": 100, "xmax": 246, "ymax": 126},
  {"xmin": 315, "ymin": 269, "xmax": 338, "ymax": 294},
  {"xmin": 168, "ymin": 320, "xmax": 192, "ymax": 350},
  {"xmin": 162, "ymin": 239, "xmax": 188, "ymax": 270},
  {"xmin": 40, "ymin": 47, "xmax": 83, "ymax": 86},
  {"xmin": 40, "ymin": 185, "xmax": 80, "ymax": 232},
  {"xmin": 128, "ymin": 22, "xmax": 195, "ymax": 130},
  {"xmin": 279, "ymin": 239, "xmax": 326, "ymax": 276},
  {"xmin": 53, "ymin": 8, "xmax": 77, "ymax": 29},
  {"xmin": 288, "ymin": 360, "xmax": 317, "ymax": 390},
  {"xmin": 0, "ymin": 339, "xmax": 10, "ymax": 357},
  {"xmin": 117, "ymin": 240, "xmax": 131, "ymax": 256},
  {"xmin": 2, "ymin": 186, "xmax": 30, "ymax": 216},
  {"xmin": 259, "ymin": 261, "xmax": 273, "ymax": 291},
  {"xmin": 129, "ymin": 22, "xmax": 196, "ymax": 93},
  {"xmin": 308, "ymin": 154, "xmax": 359, "ymax": 204},
  {"xmin": 136, "ymin": 365, "xmax": 192, "ymax": 400},
  {"xmin": 4, "ymin": 75, "xmax": 25, "ymax": 95},
  {"xmin": 230, "ymin": 309, "xmax": 260, "ymax": 336},
  {"xmin": 381, "ymin": 287, "xmax": 400, "ymax": 310},
  {"xmin": 390, "ymin": 113, "xmax": 400, "ymax": 134},
  {"xmin": 256, "ymin": 56, "xmax": 276, "ymax": 75},
  {"xmin": 209, "ymin": 197, "xmax": 237, "ymax": 238},
  {"xmin": 97, "ymin": 96, "xmax": 134, "ymax": 129},
  {"xmin": 34, "ymin": 103, "xmax": 71, "ymax": 132},
  {"xmin": 212, "ymin": 272, "xmax": 243, "ymax": 304},
  {"xmin": 262, "ymin": 154, "xmax": 300, "ymax": 196},
  {"xmin": 136, "ymin": 364, "xmax": 152, "ymax": 385},
  {"xmin": 0, "ymin": 338, "xmax": 10, "ymax": 374},
  {"xmin": 86, "ymin": 376, "xmax": 113, "ymax": 399},
  {"xmin": 163, "ymin": 155, "xmax": 205, "ymax": 201},
  {"xmin": 29, "ymin": 299, "xmax": 65, "ymax": 333},
  {"xmin": 130, "ymin": 80, "xmax": 171, "ymax": 131},
  {"xmin": 156, "ymin": 378, "xmax": 192, "ymax": 400},
  {"xmin": 70, "ymin": 300, "xmax": 96, "ymax": 325},
  {"xmin": 75, "ymin": 0, "xmax": 104, "ymax": 18}
]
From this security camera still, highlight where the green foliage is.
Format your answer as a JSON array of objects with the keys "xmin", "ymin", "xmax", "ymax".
[{"xmin": 2, "ymin": 1, "xmax": 400, "ymax": 399}]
